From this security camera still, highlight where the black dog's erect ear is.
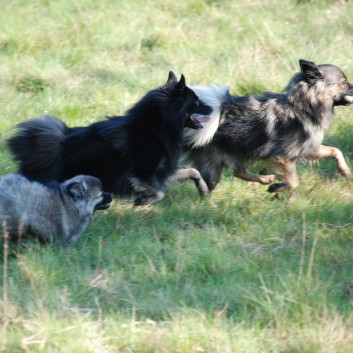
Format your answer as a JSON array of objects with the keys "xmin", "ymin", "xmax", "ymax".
[
  {"xmin": 175, "ymin": 74, "xmax": 186, "ymax": 93},
  {"xmin": 299, "ymin": 59, "xmax": 323, "ymax": 81},
  {"xmin": 166, "ymin": 71, "xmax": 178, "ymax": 85},
  {"xmin": 67, "ymin": 180, "xmax": 87, "ymax": 200}
]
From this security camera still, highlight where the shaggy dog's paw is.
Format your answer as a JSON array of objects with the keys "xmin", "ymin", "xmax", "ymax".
[
  {"xmin": 259, "ymin": 174, "xmax": 276, "ymax": 185},
  {"xmin": 267, "ymin": 182, "xmax": 290, "ymax": 193}
]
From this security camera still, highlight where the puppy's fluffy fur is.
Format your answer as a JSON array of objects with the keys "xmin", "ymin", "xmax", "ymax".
[{"xmin": 0, "ymin": 173, "xmax": 112, "ymax": 245}]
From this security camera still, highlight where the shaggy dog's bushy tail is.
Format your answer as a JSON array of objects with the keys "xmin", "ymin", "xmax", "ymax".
[{"xmin": 7, "ymin": 116, "xmax": 67, "ymax": 180}]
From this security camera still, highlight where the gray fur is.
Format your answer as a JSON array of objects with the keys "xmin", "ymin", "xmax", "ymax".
[{"xmin": 0, "ymin": 174, "xmax": 112, "ymax": 246}]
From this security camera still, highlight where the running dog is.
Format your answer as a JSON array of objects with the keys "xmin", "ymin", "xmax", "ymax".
[
  {"xmin": 183, "ymin": 59, "xmax": 353, "ymax": 193},
  {"xmin": 0, "ymin": 173, "xmax": 112, "ymax": 245},
  {"xmin": 7, "ymin": 72, "xmax": 211, "ymax": 205}
]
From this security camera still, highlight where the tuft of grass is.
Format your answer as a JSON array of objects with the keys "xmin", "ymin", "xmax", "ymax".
[{"xmin": 15, "ymin": 75, "xmax": 49, "ymax": 94}]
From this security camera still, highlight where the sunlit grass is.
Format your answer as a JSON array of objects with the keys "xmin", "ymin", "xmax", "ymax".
[{"xmin": 1, "ymin": 0, "xmax": 353, "ymax": 352}]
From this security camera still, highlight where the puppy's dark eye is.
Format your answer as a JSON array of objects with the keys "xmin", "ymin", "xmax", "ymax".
[{"xmin": 341, "ymin": 79, "xmax": 347, "ymax": 86}]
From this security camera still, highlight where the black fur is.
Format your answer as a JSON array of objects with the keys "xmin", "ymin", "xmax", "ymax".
[{"xmin": 7, "ymin": 72, "xmax": 206, "ymax": 205}]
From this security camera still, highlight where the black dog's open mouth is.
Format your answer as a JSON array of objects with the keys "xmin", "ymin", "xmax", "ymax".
[
  {"xmin": 94, "ymin": 192, "xmax": 113, "ymax": 211},
  {"xmin": 191, "ymin": 113, "xmax": 210, "ymax": 125},
  {"xmin": 185, "ymin": 113, "xmax": 210, "ymax": 130}
]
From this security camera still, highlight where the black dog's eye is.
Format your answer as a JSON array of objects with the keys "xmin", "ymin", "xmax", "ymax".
[{"xmin": 191, "ymin": 100, "xmax": 199, "ymax": 109}]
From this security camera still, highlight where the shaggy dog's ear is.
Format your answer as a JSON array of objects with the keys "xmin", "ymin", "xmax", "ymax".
[
  {"xmin": 166, "ymin": 71, "xmax": 178, "ymax": 85},
  {"xmin": 299, "ymin": 59, "xmax": 323, "ymax": 81}
]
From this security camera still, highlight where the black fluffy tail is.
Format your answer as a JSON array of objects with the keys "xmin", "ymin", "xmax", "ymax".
[{"xmin": 7, "ymin": 116, "xmax": 67, "ymax": 181}]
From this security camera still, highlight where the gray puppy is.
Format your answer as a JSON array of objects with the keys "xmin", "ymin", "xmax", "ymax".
[{"xmin": 0, "ymin": 173, "xmax": 112, "ymax": 246}]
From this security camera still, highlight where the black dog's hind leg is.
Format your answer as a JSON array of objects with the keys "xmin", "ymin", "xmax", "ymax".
[{"xmin": 165, "ymin": 168, "xmax": 209, "ymax": 196}]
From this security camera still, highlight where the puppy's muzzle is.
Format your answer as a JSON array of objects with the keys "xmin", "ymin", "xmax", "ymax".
[{"xmin": 95, "ymin": 192, "xmax": 113, "ymax": 211}]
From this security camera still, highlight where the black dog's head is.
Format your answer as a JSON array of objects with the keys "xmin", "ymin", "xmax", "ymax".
[
  {"xmin": 126, "ymin": 72, "xmax": 211, "ymax": 130},
  {"xmin": 163, "ymin": 71, "xmax": 212, "ymax": 129},
  {"xmin": 290, "ymin": 59, "xmax": 353, "ymax": 106}
]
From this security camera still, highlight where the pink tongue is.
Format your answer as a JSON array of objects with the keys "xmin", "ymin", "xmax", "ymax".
[{"xmin": 192, "ymin": 114, "xmax": 210, "ymax": 123}]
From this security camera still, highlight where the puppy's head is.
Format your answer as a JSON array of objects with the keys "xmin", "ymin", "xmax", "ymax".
[
  {"xmin": 63, "ymin": 175, "xmax": 112, "ymax": 214},
  {"xmin": 295, "ymin": 59, "xmax": 353, "ymax": 106}
]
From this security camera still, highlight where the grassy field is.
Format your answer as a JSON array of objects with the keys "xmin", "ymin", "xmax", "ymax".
[{"xmin": 1, "ymin": 0, "xmax": 353, "ymax": 352}]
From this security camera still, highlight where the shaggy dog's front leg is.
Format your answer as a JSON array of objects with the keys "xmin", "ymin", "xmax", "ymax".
[{"xmin": 306, "ymin": 144, "xmax": 351, "ymax": 178}]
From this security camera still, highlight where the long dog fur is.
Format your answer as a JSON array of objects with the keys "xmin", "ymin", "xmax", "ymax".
[{"xmin": 183, "ymin": 59, "xmax": 353, "ymax": 193}]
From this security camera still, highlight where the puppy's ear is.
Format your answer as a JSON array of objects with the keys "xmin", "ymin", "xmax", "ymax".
[
  {"xmin": 67, "ymin": 180, "xmax": 87, "ymax": 200},
  {"xmin": 299, "ymin": 59, "xmax": 323, "ymax": 81},
  {"xmin": 166, "ymin": 71, "xmax": 178, "ymax": 85}
]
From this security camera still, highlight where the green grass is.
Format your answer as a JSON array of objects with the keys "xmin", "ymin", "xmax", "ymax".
[{"xmin": 2, "ymin": 0, "xmax": 353, "ymax": 352}]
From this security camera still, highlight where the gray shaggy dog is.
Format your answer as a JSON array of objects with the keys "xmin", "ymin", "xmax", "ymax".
[
  {"xmin": 183, "ymin": 59, "xmax": 353, "ymax": 193},
  {"xmin": 0, "ymin": 173, "xmax": 112, "ymax": 246}
]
